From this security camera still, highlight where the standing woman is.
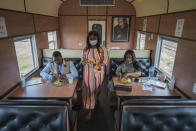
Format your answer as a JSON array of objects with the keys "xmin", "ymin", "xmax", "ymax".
[{"xmin": 82, "ymin": 31, "xmax": 108, "ymax": 120}]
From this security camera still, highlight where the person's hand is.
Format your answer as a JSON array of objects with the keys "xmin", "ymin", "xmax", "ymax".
[
  {"xmin": 83, "ymin": 58, "xmax": 88, "ymax": 62},
  {"xmin": 124, "ymin": 73, "xmax": 128, "ymax": 78},
  {"xmin": 59, "ymin": 74, "xmax": 67, "ymax": 80},
  {"xmin": 51, "ymin": 76, "xmax": 57, "ymax": 82},
  {"xmin": 116, "ymin": 71, "xmax": 122, "ymax": 79},
  {"xmin": 117, "ymin": 34, "xmax": 121, "ymax": 39}
]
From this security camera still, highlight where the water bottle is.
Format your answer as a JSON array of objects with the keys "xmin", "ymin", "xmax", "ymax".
[
  {"xmin": 168, "ymin": 76, "xmax": 175, "ymax": 90},
  {"xmin": 21, "ymin": 73, "xmax": 26, "ymax": 87},
  {"xmin": 148, "ymin": 64, "xmax": 154, "ymax": 79},
  {"xmin": 155, "ymin": 72, "xmax": 159, "ymax": 80}
]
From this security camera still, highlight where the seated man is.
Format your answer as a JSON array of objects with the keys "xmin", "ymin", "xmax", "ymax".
[{"xmin": 40, "ymin": 51, "xmax": 78, "ymax": 82}]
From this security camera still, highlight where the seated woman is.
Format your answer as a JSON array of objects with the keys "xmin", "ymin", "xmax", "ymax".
[
  {"xmin": 116, "ymin": 50, "xmax": 141, "ymax": 78},
  {"xmin": 40, "ymin": 51, "xmax": 78, "ymax": 82}
]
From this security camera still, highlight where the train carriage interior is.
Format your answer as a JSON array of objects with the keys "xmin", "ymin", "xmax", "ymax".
[{"xmin": 0, "ymin": 0, "xmax": 196, "ymax": 131}]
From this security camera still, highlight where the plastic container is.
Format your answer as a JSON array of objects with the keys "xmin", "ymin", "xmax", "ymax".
[
  {"xmin": 68, "ymin": 77, "xmax": 73, "ymax": 84},
  {"xmin": 148, "ymin": 64, "xmax": 154, "ymax": 79},
  {"xmin": 20, "ymin": 73, "xmax": 26, "ymax": 87},
  {"xmin": 168, "ymin": 76, "xmax": 175, "ymax": 90}
]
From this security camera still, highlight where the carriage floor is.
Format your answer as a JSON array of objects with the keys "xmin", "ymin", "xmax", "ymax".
[{"xmin": 77, "ymin": 78, "xmax": 115, "ymax": 131}]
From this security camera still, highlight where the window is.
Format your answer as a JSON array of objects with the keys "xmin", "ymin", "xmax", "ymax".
[
  {"xmin": 48, "ymin": 31, "xmax": 57, "ymax": 49},
  {"xmin": 155, "ymin": 36, "xmax": 178, "ymax": 77},
  {"xmin": 14, "ymin": 35, "xmax": 39, "ymax": 78},
  {"xmin": 137, "ymin": 32, "xmax": 146, "ymax": 49}
]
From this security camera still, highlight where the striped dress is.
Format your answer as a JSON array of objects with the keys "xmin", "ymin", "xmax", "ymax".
[{"xmin": 82, "ymin": 45, "xmax": 108, "ymax": 109}]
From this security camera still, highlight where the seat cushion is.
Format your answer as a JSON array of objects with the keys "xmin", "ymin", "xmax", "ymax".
[
  {"xmin": 0, "ymin": 101, "xmax": 68, "ymax": 131},
  {"xmin": 123, "ymin": 107, "xmax": 196, "ymax": 131}
]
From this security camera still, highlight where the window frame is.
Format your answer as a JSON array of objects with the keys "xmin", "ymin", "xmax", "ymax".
[
  {"xmin": 48, "ymin": 31, "xmax": 57, "ymax": 49},
  {"xmin": 155, "ymin": 35, "xmax": 178, "ymax": 78},
  {"xmin": 14, "ymin": 35, "xmax": 39, "ymax": 79},
  {"xmin": 136, "ymin": 31, "xmax": 146, "ymax": 50}
]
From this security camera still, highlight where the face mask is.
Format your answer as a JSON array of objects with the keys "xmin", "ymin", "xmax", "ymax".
[
  {"xmin": 89, "ymin": 40, "xmax": 97, "ymax": 46},
  {"xmin": 125, "ymin": 61, "xmax": 132, "ymax": 64}
]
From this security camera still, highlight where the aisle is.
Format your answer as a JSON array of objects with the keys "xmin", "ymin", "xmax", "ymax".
[{"xmin": 77, "ymin": 79, "xmax": 115, "ymax": 131}]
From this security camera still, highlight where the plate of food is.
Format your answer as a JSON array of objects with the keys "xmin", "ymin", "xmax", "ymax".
[
  {"xmin": 121, "ymin": 77, "xmax": 132, "ymax": 84},
  {"xmin": 53, "ymin": 79, "xmax": 67, "ymax": 87},
  {"xmin": 83, "ymin": 59, "xmax": 95, "ymax": 64}
]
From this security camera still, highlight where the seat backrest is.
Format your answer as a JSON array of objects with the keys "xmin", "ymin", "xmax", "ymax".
[
  {"xmin": 0, "ymin": 100, "xmax": 70, "ymax": 131},
  {"xmin": 121, "ymin": 99, "xmax": 196, "ymax": 131}
]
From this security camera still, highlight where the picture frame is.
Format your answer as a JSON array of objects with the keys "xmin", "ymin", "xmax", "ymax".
[
  {"xmin": 88, "ymin": 20, "xmax": 106, "ymax": 46},
  {"xmin": 111, "ymin": 16, "xmax": 131, "ymax": 42}
]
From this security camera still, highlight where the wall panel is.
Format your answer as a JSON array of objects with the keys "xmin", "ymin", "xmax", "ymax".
[
  {"xmin": 159, "ymin": 11, "xmax": 196, "ymax": 40},
  {"xmin": 173, "ymin": 39, "xmax": 196, "ymax": 99},
  {"xmin": 56, "ymin": 30, "xmax": 61, "ymax": 48},
  {"xmin": 146, "ymin": 16, "xmax": 160, "ymax": 33},
  {"xmin": 145, "ymin": 33, "xmax": 158, "ymax": 64},
  {"xmin": 87, "ymin": 6, "xmax": 106, "ymax": 15},
  {"xmin": 60, "ymin": 16, "xmax": 87, "ymax": 49},
  {"xmin": 34, "ymin": 15, "xmax": 59, "ymax": 32},
  {"xmin": 87, "ymin": 16, "xmax": 106, "ymax": 20},
  {"xmin": 135, "ymin": 17, "xmax": 144, "ymax": 31},
  {"xmin": 0, "ymin": 38, "xmax": 20, "ymax": 97},
  {"xmin": 35, "ymin": 32, "xmax": 49, "ymax": 66},
  {"xmin": 0, "ymin": 10, "xmax": 34, "ymax": 37}
]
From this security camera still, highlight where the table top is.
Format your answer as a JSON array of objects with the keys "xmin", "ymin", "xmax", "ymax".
[
  {"xmin": 8, "ymin": 79, "xmax": 78, "ymax": 100},
  {"xmin": 113, "ymin": 77, "xmax": 181, "ymax": 99}
]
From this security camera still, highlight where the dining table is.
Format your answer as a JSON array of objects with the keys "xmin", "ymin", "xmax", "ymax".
[
  {"xmin": 7, "ymin": 78, "xmax": 78, "ymax": 109},
  {"xmin": 112, "ymin": 77, "xmax": 182, "ymax": 110}
]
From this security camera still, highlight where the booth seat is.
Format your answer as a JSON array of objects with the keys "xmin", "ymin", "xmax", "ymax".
[
  {"xmin": 0, "ymin": 100, "xmax": 77, "ymax": 131},
  {"xmin": 42, "ymin": 49, "xmax": 151, "ymax": 80},
  {"xmin": 108, "ymin": 50, "xmax": 151, "ymax": 80},
  {"xmin": 42, "ymin": 57, "xmax": 83, "ymax": 80},
  {"xmin": 42, "ymin": 49, "xmax": 83, "ymax": 80},
  {"xmin": 115, "ymin": 99, "xmax": 196, "ymax": 131}
]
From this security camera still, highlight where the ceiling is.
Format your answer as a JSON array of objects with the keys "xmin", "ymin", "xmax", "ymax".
[{"xmin": 0, "ymin": 0, "xmax": 196, "ymax": 17}]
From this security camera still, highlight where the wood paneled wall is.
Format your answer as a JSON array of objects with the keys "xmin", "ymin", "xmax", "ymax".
[
  {"xmin": 60, "ymin": 16, "xmax": 87, "ymax": 49},
  {"xmin": 159, "ymin": 12, "xmax": 196, "ymax": 40},
  {"xmin": 34, "ymin": 15, "xmax": 59, "ymax": 32},
  {"xmin": 0, "ymin": 38, "xmax": 20, "ymax": 97},
  {"xmin": 0, "ymin": 9, "xmax": 60, "ymax": 98},
  {"xmin": 0, "ymin": 10, "xmax": 35, "ymax": 36},
  {"xmin": 134, "ymin": 10, "xmax": 196, "ymax": 99},
  {"xmin": 59, "ymin": 0, "xmax": 136, "ymax": 50}
]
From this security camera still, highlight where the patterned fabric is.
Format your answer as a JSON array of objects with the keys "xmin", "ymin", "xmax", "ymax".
[{"xmin": 83, "ymin": 45, "xmax": 108, "ymax": 109}]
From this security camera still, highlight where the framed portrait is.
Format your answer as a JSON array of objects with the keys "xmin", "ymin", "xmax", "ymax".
[
  {"xmin": 88, "ymin": 20, "xmax": 106, "ymax": 46},
  {"xmin": 111, "ymin": 16, "xmax": 131, "ymax": 42}
]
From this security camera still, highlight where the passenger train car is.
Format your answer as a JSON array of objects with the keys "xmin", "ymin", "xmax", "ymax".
[{"xmin": 0, "ymin": 0, "xmax": 196, "ymax": 131}]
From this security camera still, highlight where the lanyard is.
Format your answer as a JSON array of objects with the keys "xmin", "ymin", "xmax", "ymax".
[{"xmin": 57, "ymin": 64, "xmax": 63, "ymax": 74}]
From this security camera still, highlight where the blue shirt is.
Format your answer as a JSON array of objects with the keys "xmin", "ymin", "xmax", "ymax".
[{"xmin": 40, "ymin": 60, "xmax": 78, "ymax": 81}]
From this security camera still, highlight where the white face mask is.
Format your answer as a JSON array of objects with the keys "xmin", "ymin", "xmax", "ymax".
[
  {"xmin": 89, "ymin": 40, "xmax": 97, "ymax": 46},
  {"xmin": 125, "ymin": 61, "xmax": 132, "ymax": 64}
]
